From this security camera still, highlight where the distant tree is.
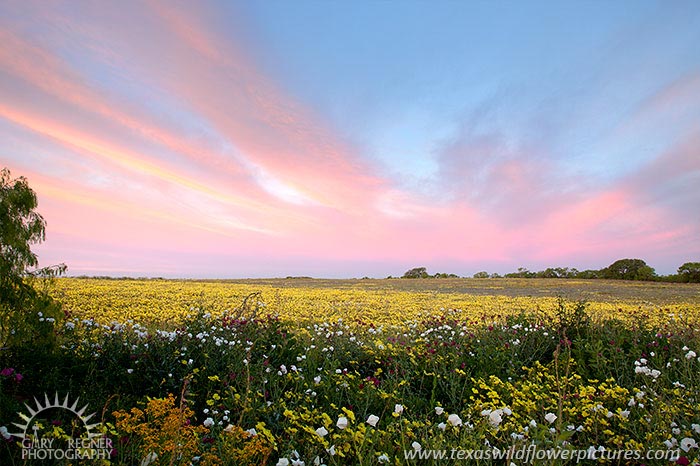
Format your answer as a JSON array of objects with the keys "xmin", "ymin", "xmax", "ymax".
[
  {"xmin": 433, "ymin": 272, "xmax": 459, "ymax": 278},
  {"xmin": 634, "ymin": 265, "xmax": 656, "ymax": 281},
  {"xmin": 576, "ymin": 269, "xmax": 601, "ymax": 279},
  {"xmin": 505, "ymin": 267, "xmax": 535, "ymax": 278},
  {"xmin": 602, "ymin": 259, "xmax": 656, "ymax": 281},
  {"xmin": 537, "ymin": 267, "xmax": 578, "ymax": 279},
  {"xmin": 490, "ymin": 273, "xmax": 502, "ymax": 278},
  {"xmin": 537, "ymin": 268, "xmax": 560, "ymax": 278},
  {"xmin": 402, "ymin": 267, "xmax": 430, "ymax": 279},
  {"xmin": 473, "ymin": 271, "xmax": 489, "ymax": 278},
  {"xmin": 677, "ymin": 262, "xmax": 700, "ymax": 283}
]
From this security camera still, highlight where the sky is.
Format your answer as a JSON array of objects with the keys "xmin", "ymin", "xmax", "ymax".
[{"xmin": 1, "ymin": 0, "xmax": 699, "ymax": 278}]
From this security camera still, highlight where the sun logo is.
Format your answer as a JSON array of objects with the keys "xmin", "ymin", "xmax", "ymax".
[{"xmin": 9, "ymin": 393, "xmax": 101, "ymax": 441}]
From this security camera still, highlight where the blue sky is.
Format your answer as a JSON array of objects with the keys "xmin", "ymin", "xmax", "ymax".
[{"xmin": 238, "ymin": 1, "xmax": 684, "ymax": 180}]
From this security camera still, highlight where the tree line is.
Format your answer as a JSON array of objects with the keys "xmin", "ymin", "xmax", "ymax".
[{"xmin": 400, "ymin": 259, "xmax": 700, "ymax": 283}]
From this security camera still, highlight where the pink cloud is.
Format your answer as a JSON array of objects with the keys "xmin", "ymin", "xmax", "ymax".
[
  {"xmin": 0, "ymin": 25, "xmax": 264, "ymax": 193},
  {"xmin": 133, "ymin": 1, "xmax": 388, "ymax": 211}
]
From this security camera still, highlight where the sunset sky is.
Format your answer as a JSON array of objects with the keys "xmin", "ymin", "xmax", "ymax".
[{"xmin": 1, "ymin": 1, "xmax": 699, "ymax": 278}]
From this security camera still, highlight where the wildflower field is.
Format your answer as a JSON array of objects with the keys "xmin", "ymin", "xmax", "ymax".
[{"xmin": 1, "ymin": 277, "xmax": 700, "ymax": 465}]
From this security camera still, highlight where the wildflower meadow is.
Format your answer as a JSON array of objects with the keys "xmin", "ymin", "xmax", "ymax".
[
  {"xmin": 3, "ymin": 0, "xmax": 700, "ymax": 463},
  {"xmin": 1, "ymin": 278, "xmax": 699, "ymax": 465}
]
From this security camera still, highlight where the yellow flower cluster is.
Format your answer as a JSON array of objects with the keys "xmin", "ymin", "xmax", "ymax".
[
  {"xmin": 113, "ymin": 394, "xmax": 215, "ymax": 465},
  {"xmin": 52, "ymin": 278, "xmax": 700, "ymax": 329}
]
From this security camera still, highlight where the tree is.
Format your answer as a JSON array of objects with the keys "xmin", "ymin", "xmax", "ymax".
[
  {"xmin": 634, "ymin": 264, "xmax": 656, "ymax": 281},
  {"xmin": 576, "ymin": 269, "xmax": 601, "ymax": 279},
  {"xmin": 402, "ymin": 267, "xmax": 430, "ymax": 279},
  {"xmin": 602, "ymin": 258, "xmax": 656, "ymax": 281},
  {"xmin": 434, "ymin": 272, "xmax": 459, "ymax": 278},
  {"xmin": 473, "ymin": 271, "xmax": 489, "ymax": 278},
  {"xmin": 1, "ymin": 168, "xmax": 64, "ymax": 350},
  {"xmin": 537, "ymin": 268, "xmax": 560, "ymax": 278},
  {"xmin": 505, "ymin": 267, "xmax": 535, "ymax": 278},
  {"xmin": 0, "ymin": 168, "xmax": 45, "ymax": 277},
  {"xmin": 678, "ymin": 262, "xmax": 700, "ymax": 283},
  {"xmin": 536, "ymin": 267, "xmax": 577, "ymax": 279}
]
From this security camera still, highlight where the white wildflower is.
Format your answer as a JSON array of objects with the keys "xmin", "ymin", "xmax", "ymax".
[{"xmin": 141, "ymin": 452, "xmax": 158, "ymax": 466}]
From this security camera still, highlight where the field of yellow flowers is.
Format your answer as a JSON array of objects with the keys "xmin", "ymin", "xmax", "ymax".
[
  {"xmin": 51, "ymin": 277, "xmax": 700, "ymax": 327},
  {"xmin": 1, "ymin": 277, "xmax": 699, "ymax": 465}
]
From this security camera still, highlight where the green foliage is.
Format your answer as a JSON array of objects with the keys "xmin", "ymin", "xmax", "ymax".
[
  {"xmin": 433, "ymin": 272, "xmax": 459, "ymax": 278},
  {"xmin": 405, "ymin": 260, "xmax": 700, "ymax": 282},
  {"xmin": 0, "ymin": 168, "xmax": 45, "ymax": 276},
  {"xmin": 402, "ymin": 267, "xmax": 430, "ymax": 279},
  {"xmin": 678, "ymin": 262, "xmax": 700, "ymax": 283},
  {"xmin": 575, "ymin": 269, "xmax": 601, "ymax": 279},
  {"xmin": 0, "ymin": 168, "xmax": 65, "ymax": 351},
  {"xmin": 504, "ymin": 267, "xmax": 536, "ymax": 278},
  {"xmin": 602, "ymin": 258, "xmax": 656, "ymax": 281},
  {"xmin": 554, "ymin": 299, "xmax": 591, "ymax": 340},
  {"xmin": 535, "ymin": 267, "xmax": 579, "ymax": 278},
  {"xmin": 402, "ymin": 267, "xmax": 459, "ymax": 279},
  {"xmin": 493, "ymin": 260, "xmax": 700, "ymax": 282},
  {"xmin": 495, "ymin": 260, "xmax": 679, "ymax": 281}
]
